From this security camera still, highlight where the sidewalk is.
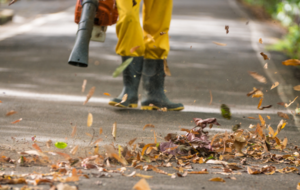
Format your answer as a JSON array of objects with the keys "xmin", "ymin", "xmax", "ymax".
[{"xmin": 0, "ymin": 0, "xmax": 299, "ymax": 189}]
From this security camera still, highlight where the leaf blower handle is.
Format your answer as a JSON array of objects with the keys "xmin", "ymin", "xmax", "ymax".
[{"xmin": 68, "ymin": 0, "xmax": 99, "ymax": 67}]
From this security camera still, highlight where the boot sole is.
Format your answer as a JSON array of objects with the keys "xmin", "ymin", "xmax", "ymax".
[
  {"xmin": 108, "ymin": 101, "xmax": 138, "ymax": 108},
  {"xmin": 141, "ymin": 106, "xmax": 184, "ymax": 111}
]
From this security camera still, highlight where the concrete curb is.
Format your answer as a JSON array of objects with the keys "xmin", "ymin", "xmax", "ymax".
[{"xmin": 0, "ymin": 9, "xmax": 14, "ymax": 25}]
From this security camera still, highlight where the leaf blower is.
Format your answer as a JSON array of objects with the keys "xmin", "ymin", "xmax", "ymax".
[{"xmin": 68, "ymin": 0, "xmax": 118, "ymax": 67}]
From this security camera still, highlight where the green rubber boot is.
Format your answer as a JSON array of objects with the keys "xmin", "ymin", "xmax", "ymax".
[
  {"xmin": 109, "ymin": 56, "xmax": 143, "ymax": 108},
  {"xmin": 141, "ymin": 59, "xmax": 184, "ymax": 111}
]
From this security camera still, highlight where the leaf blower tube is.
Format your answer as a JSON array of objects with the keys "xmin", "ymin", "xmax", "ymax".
[{"xmin": 68, "ymin": 0, "xmax": 98, "ymax": 67}]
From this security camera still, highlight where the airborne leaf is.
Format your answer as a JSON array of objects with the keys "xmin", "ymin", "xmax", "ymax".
[
  {"xmin": 82, "ymin": 79, "xmax": 87, "ymax": 93},
  {"xmin": 83, "ymin": 87, "xmax": 95, "ymax": 105},
  {"xmin": 6, "ymin": 110, "xmax": 17, "ymax": 116},
  {"xmin": 248, "ymin": 71, "xmax": 267, "ymax": 83},
  {"xmin": 213, "ymin": 41, "xmax": 227, "ymax": 46},
  {"xmin": 130, "ymin": 46, "xmax": 140, "ymax": 53},
  {"xmin": 221, "ymin": 104, "xmax": 231, "ymax": 120},
  {"xmin": 113, "ymin": 57, "xmax": 133, "ymax": 78},
  {"xmin": 282, "ymin": 59, "xmax": 300, "ymax": 66},
  {"xmin": 87, "ymin": 113, "xmax": 93, "ymax": 127},
  {"xmin": 112, "ymin": 122, "xmax": 117, "ymax": 141},
  {"xmin": 163, "ymin": 58, "xmax": 171, "ymax": 76}
]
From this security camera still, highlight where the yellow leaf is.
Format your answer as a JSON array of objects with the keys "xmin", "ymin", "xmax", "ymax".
[
  {"xmin": 285, "ymin": 96, "xmax": 298, "ymax": 108},
  {"xmin": 268, "ymin": 126, "xmax": 274, "ymax": 136},
  {"xmin": 252, "ymin": 90, "xmax": 264, "ymax": 98},
  {"xmin": 259, "ymin": 38, "xmax": 263, "ymax": 44},
  {"xmin": 83, "ymin": 86, "xmax": 95, "ymax": 105},
  {"xmin": 134, "ymin": 174, "xmax": 153, "ymax": 180},
  {"xmin": 267, "ymin": 115, "xmax": 271, "ymax": 119},
  {"xmin": 112, "ymin": 122, "xmax": 117, "ymax": 140},
  {"xmin": 257, "ymin": 98, "xmax": 263, "ymax": 109},
  {"xmin": 293, "ymin": 85, "xmax": 300, "ymax": 91},
  {"xmin": 213, "ymin": 41, "xmax": 227, "ymax": 46},
  {"xmin": 141, "ymin": 144, "xmax": 156, "ymax": 156},
  {"xmin": 103, "ymin": 92, "xmax": 111, "ymax": 96},
  {"xmin": 282, "ymin": 59, "xmax": 300, "ymax": 66},
  {"xmin": 258, "ymin": 114, "xmax": 265, "ymax": 126},
  {"xmin": 297, "ymin": 182, "xmax": 300, "ymax": 190},
  {"xmin": 87, "ymin": 113, "xmax": 93, "ymax": 127},
  {"xmin": 99, "ymin": 127, "xmax": 103, "ymax": 135},
  {"xmin": 209, "ymin": 177, "xmax": 225, "ymax": 182}
]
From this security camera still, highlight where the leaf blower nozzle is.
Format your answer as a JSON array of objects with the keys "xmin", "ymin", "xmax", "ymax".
[{"xmin": 68, "ymin": 0, "xmax": 98, "ymax": 67}]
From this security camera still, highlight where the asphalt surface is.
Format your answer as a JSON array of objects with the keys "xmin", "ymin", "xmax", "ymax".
[{"xmin": 0, "ymin": 0, "xmax": 300, "ymax": 189}]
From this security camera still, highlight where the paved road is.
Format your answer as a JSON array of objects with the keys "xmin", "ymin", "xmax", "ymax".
[{"xmin": 0, "ymin": 0, "xmax": 300, "ymax": 189}]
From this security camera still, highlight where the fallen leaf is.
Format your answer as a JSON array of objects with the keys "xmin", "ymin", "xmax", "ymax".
[
  {"xmin": 213, "ymin": 41, "xmax": 227, "ymax": 46},
  {"xmin": 277, "ymin": 112, "xmax": 289, "ymax": 120},
  {"xmin": 103, "ymin": 92, "xmax": 111, "ymax": 96},
  {"xmin": 87, "ymin": 113, "xmax": 93, "ymax": 127},
  {"xmin": 11, "ymin": 118, "xmax": 22, "ymax": 124},
  {"xmin": 141, "ymin": 144, "xmax": 156, "ymax": 156},
  {"xmin": 188, "ymin": 171, "xmax": 209, "ymax": 174},
  {"xmin": 248, "ymin": 71, "xmax": 267, "ymax": 83},
  {"xmin": 113, "ymin": 57, "xmax": 134, "ymax": 78},
  {"xmin": 247, "ymin": 167, "xmax": 261, "ymax": 174},
  {"xmin": 104, "ymin": 144, "xmax": 128, "ymax": 166},
  {"xmin": 82, "ymin": 79, "xmax": 87, "ymax": 93},
  {"xmin": 134, "ymin": 174, "xmax": 153, "ymax": 180},
  {"xmin": 271, "ymin": 82, "xmax": 279, "ymax": 90},
  {"xmin": 209, "ymin": 177, "xmax": 225, "ymax": 182},
  {"xmin": 206, "ymin": 160, "xmax": 228, "ymax": 165},
  {"xmin": 225, "ymin": 25, "xmax": 229, "ymax": 34},
  {"xmin": 264, "ymin": 63, "xmax": 268, "ymax": 69},
  {"xmin": 130, "ymin": 46, "xmax": 140, "ymax": 53},
  {"xmin": 282, "ymin": 59, "xmax": 300, "ymax": 66},
  {"xmin": 164, "ymin": 58, "xmax": 171, "ymax": 76},
  {"xmin": 112, "ymin": 122, "xmax": 117, "ymax": 141},
  {"xmin": 282, "ymin": 137, "xmax": 288, "ymax": 150},
  {"xmin": 70, "ymin": 145, "xmax": 79, "ymax": 155},
  {"xmin": 259, "ymin": 38, "xmax": 263, "ymax": 44},
  {"xmin": 143, "ymin": 124, "xmax": 155, "ymax": 130},
  {"xmin": 260, "ymin": 52, "xmax": 270, "ymax": 60},
  {"xmin": 6, "ymin": 110, "xmax": 17, "ymax": 116},
  {"xmin": 83, "ymin": 86, "xmax": 95, "ymax": 105},
  {"xmin": 56, "ymin": 183, "xmax": 77, "ymax": 190},
  {"xmin": 285, "ymin": 96, "xmax": 298, "ymax": 108},
  {"xmin": 71, "ymin": 126, "xmax": 77, "ymax": 137}
]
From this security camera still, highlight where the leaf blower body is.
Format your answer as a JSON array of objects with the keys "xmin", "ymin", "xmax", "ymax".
[{"xmin": 68, "ymin": 0, "xmax": 118, "ymax": 67}]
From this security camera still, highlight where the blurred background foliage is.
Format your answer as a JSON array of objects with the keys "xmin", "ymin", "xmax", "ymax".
[{"xmin": 243, "ymin": 0, "xmax": 300, "ymax": 58}]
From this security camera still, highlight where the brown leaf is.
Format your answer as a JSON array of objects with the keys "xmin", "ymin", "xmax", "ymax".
[
  {"xmin": 247, "ymin": 88, "xmax": 259, "ymax": 97},
  {"xmin": 11, "ymin": 118, "xmax": 22, "ymax": 124},
  {"xmin": 141, "ymin": 144, "xmax": 156, "ymax": 156},
  {"xmin": 130, "ymin": 46, "xmax": 140, "ymax": 53},
  {"xmin": 164, "ymin": 58, "xmax": 171, "ymax": 76},
  {"xmin": 257, "ymin": 98, "xmax": 263, "ymax": 109},
  {"xmin": 70, "ymin": 145, "xmax": 79, "ymax": 155},
  {"xmin": 104, "ymin": 145, "xmax": 128, "ymax": 166},
  {"xmin": 188, "ymin": 171, "xmax": 208, "ymax": 174},
  {"xmin": 225, "ymin": 25, "xmax": 229, "ymax": 34},
  {"xmin": 209, "ymin": 177, "xmax": 225, "ymax": 182},
  {"xmin": 273, "ymin": 119, "xmax": 287, "ymax": 137},
  {"xmin": 99, "ymin": 127, "xmax": 103, "ymax": 135},
  {"xmin": 92, "ymin": 138, "xmax": 103, "ymax": 145},
  {"xmin": 85, "ymin": 132, "xmax": 93, "ymax": 138},
  {"xmin": 257, "ymin": 98, "xmax": 272, "ymax": 110},
  {"xmin": 259, "ymin": 38, "xmax": 263, "ymax": 44},
  {"xmin": 260, "ymin": 52, "xmax": 270, "ymax": 60},
  {"xmin": 282, "ymin": 59, "xmax": 300, "ymax": 66},
  {"xmin": 6, "ymin": 110, "xmax": 17, "ymax": 116},
  {"xmin": 46, "ymin": 140, "xmax": 52, "ymax": 148},
  {"xmin": 247, "ymin": 167, "xmax": 261, "ymax": 174},
  {"xmin": 293, "ymin": 85, "xmax": 300, "ymax": 91},
  {"xmin": 128, "ymin": 138, "xmax": 137, "ymax": 146},
  {"xmin": 285, "ymin": 96, "xmax": 298, "ymax": 108},
  {"xmin": 282, "ymin": 137, "xmax": 288, "ymax": 150},
  {"xmin": 143, "ymin": 124, "xmax": 155, "ymax": 130},
  {"xmin": 258, "ymin": 114, "xmax": 265, "ymax": 126},
  {"xmin": 82, "ymin": 79, "xmax": 87, "ymax": 93},
  {"xmin": 268, "ymin": 126, "xmax": 274, "ymax": 136},
  {"xmin": 271, "ymin": 82, "xmax": 279, "ymax": 90},
  {"xmin": 83, "ymin": 86, "xmax": 95, "ymax": 105},
  {"xmin": 213, "ymin": 41, "xmax": 227, "ymax": 46},
  {"xmin": 103, "ymin": 92, "xmax": 111, "ymax": 96},
  {"xmin": 112, "ymin": 122, "xmax": 117, "ymax": 141},
  {"xmin": 32, "ymin": 143, "xmax": 43, "ymax": 152},
  {"xmin": 277, "ymin": 112, "xmax": 289, "ymax": 120},
  {"xmin": 87, "ymin": 113, "xmax": 93, "ymax": 127},
  {"xmin": 255, "ymin": 123, "xmax": 264, "ymax": 137},
  {"xmin": 249, "ymin": 71, "xmax": 267, "ymax": 83},
  {"xmin": 71, "ymin": 126, "xmax": 77, "ymax": 137}
]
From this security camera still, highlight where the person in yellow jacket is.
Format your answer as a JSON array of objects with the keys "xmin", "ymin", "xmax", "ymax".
[{"xmin": 108, "ymin": 0, "xmax": 184, "ymax": 111}]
